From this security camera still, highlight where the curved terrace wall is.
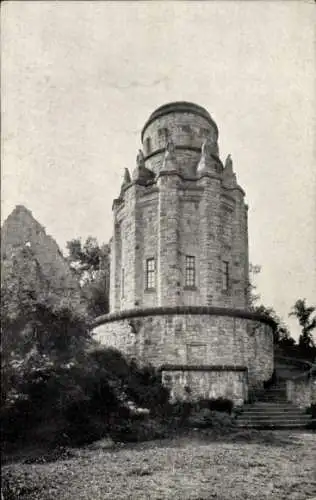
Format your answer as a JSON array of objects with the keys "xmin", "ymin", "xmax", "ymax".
[{"xmin": 93, "ymin": 306, "xmax": 274, "ymax": 404}]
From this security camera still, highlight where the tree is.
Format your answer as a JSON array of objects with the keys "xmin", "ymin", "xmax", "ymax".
[
  {"xmin": 289, "ymin": 299, "xmax": 316, "ymax": 349},
  {"xmin": 1, "ymin": 246, "xmax": 91, "ymax": 405},
  {"xmin": 66, "ymin": 237, "xmax": 110, "ymax": 316},
  {"xmin": 247, "ymin": 263, "xmax": 261, "ymax": 308},
  {"xmin": 247, "ymin": 263, "xmax": 295, "ymax": 346},
  {"xmin": 254, "ymin": 304, "xmax": 295, "ymax": 347}
]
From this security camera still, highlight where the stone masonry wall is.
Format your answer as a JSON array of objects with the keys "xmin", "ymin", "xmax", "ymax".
[
  {"xmin": 161, "ymin": 369, "xmax": 248, "ymax": 406},
  {"xmin": 139, "ymin": 199, "xmax": 159, "ymax": 308},
  {"xmin": 286, "ymin": 378, "xmax": 313, "ymax": 409},
  {"xmin": 111, "ymin": 175, "xmax": 248, "ymax": 311},
  {"xmin": 93, "ymin": 311, "xmax": 274, "ymax": 401},
  {"xmin": 145, "ymin": 149, "xmax": 201, "ymax": 178},
  {"xmin": 179, "ymin": 196, "xmax": 201, "ymax": 306}
]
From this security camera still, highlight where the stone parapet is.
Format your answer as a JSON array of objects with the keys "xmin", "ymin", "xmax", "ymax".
[
  {"xmin": 92, "ymin": 306, "xmax": 274, "ymax": 404},
  {"xmin": 93, "ymin": 305, "xmax": 276, "ymax": 327}
]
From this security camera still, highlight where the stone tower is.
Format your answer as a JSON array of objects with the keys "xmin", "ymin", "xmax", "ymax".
[
  {"xmin": 110, "ymin": 102, "xmax": 248, "ymax": 312},
  {"xmin": 94, "ymin": 102, "xmax": 274, "ymax": 405}
]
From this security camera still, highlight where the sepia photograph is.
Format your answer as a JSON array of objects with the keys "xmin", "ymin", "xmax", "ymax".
[{"xmin": 1, "ymin": 1, "xmax": 316, "ymax": 499}]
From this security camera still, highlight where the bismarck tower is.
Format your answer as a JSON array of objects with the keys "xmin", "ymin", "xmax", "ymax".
[{"xmin": 94, "ymin": 102, "xmax": 274, "ymax": 405}]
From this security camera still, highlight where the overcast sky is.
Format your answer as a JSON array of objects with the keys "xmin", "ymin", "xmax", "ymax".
[{"xmin": 2, "ymin": 1, "xmax": 316, "ymax": 339}]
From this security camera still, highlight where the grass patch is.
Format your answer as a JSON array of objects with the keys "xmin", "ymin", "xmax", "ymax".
[{"xmin": 2, "ymin": 431, "xmax": 315, "ymax": 500}]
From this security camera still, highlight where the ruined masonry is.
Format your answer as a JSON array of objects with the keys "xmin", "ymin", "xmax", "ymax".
[{"xmin": 93, "ymin": 102, "xmax": 275, "ymax": 405}]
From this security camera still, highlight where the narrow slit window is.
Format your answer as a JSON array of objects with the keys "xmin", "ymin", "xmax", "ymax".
[
  {"xmin": 145, "ymin": 137, "xmax": 152, "ymax": 155},
  {"xmin": 121, "ymin": 268, "xmax": 125, "ymax": 297},
  {"xmin": 185, "ymin": 256, "xmax": 196, "ymax": 287},
  {"xmin": 222, "ymin": 261, "xmax": 229, "ymax": 291},
  {"xmin": 146, "ymin": 258, "xmax": 156, "ymax": 290}
]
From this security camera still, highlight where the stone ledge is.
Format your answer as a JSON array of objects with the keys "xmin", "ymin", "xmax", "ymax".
[{"xmin": 92, "ymin": 305, "xmax": 276, "ymax": 329}]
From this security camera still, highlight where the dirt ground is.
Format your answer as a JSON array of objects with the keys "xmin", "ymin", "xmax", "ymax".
[{"xmin": 2, "ymin": 430, "xmax": 316, "ymax": 500}]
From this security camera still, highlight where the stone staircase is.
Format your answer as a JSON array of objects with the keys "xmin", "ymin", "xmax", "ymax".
[{"xmin": 236, "ymin": 382, "xmax": 313, "ymax": 429}]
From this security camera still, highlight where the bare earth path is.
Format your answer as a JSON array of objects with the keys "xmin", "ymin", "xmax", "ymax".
[{"xmin": 3, "ymin": 431, "xmax": 316, "ymax": 499}]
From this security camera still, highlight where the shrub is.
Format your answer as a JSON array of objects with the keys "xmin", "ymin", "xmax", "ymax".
[
  {"xmin": 1, "ymin": 346, "xmax": 171, "ymax": 450},
  {"xmin": 157, "ymin": 398, "xmax": 234, "ymax": 431},
  {"xmin": 159, "ymin": 400, "xmax": 193, "ymax": 427},
  {"xmin": 1, "ymin": 361, "xmax": 121, "ymax": 448},
  {"xmin": 85, "ymin": 348, "xmax": 170, "ymax": 416},
  {"xmin": 209, "ymin": 411, "xmax": 236, "ymax": 430},
  {"xmin": 109, "ymin": 417, "xmax": 168, "ymax": 443},
  {"xmin": 193, "ymin": 397, "xmax": 234, "ymax": 414},
  {"xmin": 0, "ymin": 398, "xmax": 38, "ymax": 443},
  {"xmin": 306, "ymin": 420, "xmax": 316, "ymax": 430},
  {"xmin": 306, "ymin": 403, "xmax": 316, "ymax": 429},
  {"xmin": 124, "ymin": 363, "xmax": 170, "ymax": 414},
  {"xmin": 187, "ymin": 409, "xmax": 235, "ymax": 430},
  {"xmin": 306, "ymin": 403, "xmax": 316, "ymax": 418},
  {"xmin": 187, "ymin": 408, "xmax": 214, "ymax": 429}
]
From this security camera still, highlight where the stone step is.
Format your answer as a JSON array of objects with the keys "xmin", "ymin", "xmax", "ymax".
[
  {"xmin": 236, "ymin": 414, "xmax": 312, "ymax": 421},
  {"xmin": 259, "ymin": 397, "xmax": 287, "ymax": 400},
  {"xmin": 247, "ymin": 401, "xmax": 290, "ymax": 403},
  {"xmin": 258, "ymin": 401, "xmax": 288, "ymax": 405},
  {"xmin": 237, "ymin": 415, "xmax": 311, "ymax": 422},
  {"xmin": 258, "ymin": 392, "xmax": 287, "ymax": 401},
  {"xmin": 259, "ymin": 395, "xmax": 287, "ymax": 400},
  {"xmin": 260, "ymin": 396, "xmax": 287, "ymax": 400},
  {"xmin": 242, "ymin": 404, "xmax": 305, "ymax": 408},
  {"xmin": 263, "ymin": 384, "xmax": 286, "ymax": 388},
  {"xmin": 263, "ymin": 385, "xmax": 286, "ymax": 390},
  {"xmin": 260, "ymin": 398, "xmax": 288, "ymax": 402},
  {"xmin": 237, "ymin": 420, "xmax": 310, "ymax": 424},
  {"xmin": 244, "ymin": 400, "xmax": 293, "ymax": 404},
  {"xmin": 238, "ymin": 411, "xmax": 311, "ymax": 418},
  {"xmin": 236, "ymin": 398, "xmax": 312, "ymax": 429},
  {"xmin": 243, "ymin": 401, "xmax": 297, "ymax": 409},
  {"xmin": 252, "ymin": 398, "xmax": 290, "ymax": 408},
  {"xmin": 236, "ymin": 422, "xmax": 309, "ymax": 429},
  {"xmin": 240, "ymin": 410, "xmax": 310, "ymax": 418},
  {"xmin": 242, "ymin": 403, "xmax": 305, "ymax": 413}
]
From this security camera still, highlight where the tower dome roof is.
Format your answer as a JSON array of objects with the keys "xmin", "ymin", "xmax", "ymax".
[{"xmin": 141, "ymin": 101, "xmax": 218, "ymax": 141}]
